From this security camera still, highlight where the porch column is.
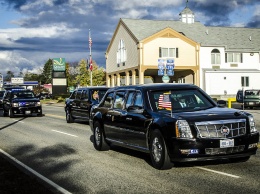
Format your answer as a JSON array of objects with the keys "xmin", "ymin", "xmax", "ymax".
[
  {"xmin": 106, "ymin": 75, "xmax": 111, "ymax": 87},
  {"xmin": 139, "ymin": 70, "xmax": 144, "ymax": 84},
  {"xmin": 132, "ymin": 70, "xmax": 136, "ymax": 85},
  {"xmin": 117, "ymin": 73, "xmax": 121, "ymax": 86},
  {"xmin": 125, "ymin": 71, "xmax": 130, "ymax": 86},
  {"xmin": 111, "ymin": 74, "xmax": 115, "ymax": 87}
]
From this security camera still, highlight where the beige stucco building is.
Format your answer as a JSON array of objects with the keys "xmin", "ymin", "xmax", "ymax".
[{"xmin": 105, "ymin": 5, "xmax": 260, "ymax": 97}]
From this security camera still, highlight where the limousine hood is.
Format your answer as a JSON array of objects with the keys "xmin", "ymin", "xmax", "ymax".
[{"xmin": 171, "ymin": 107, "xmax": 249, "ymax": 122}]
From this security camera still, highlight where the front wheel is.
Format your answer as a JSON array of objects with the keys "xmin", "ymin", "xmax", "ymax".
[
  {"xmin": 66, "ymin": 109, "xmax": 74, "ymax": 123},
  {"xmin": 9, "ymin": 109, "xmax": 14, "ymax": 118},
  {"xmin": 93, "ymin": 121, "xmax": 110, "ymax": 151},
  {"xmin": 149, "ymin": 129, "xmax": 172, "ymax": 170}
]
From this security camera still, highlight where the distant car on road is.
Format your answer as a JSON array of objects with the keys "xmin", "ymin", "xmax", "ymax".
[
  {"xmin": 236, "ymin": 89, "xmax": 260, "ymax": 109},
  {"xmin": 90, "ymin": 83, "xmax": 259, "ymax": 170},
  {"xmin": 2, "ymin": 88, "xmax": 42, "ymax": 118},
  {"xmin": 65, "ymin": 86, "xmax": 109, "ymax": 123}
]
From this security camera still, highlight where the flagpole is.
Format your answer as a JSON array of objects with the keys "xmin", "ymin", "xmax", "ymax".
[{"xmin": 89, "ymin": 29, "xmax": 92, "ymax": 86}]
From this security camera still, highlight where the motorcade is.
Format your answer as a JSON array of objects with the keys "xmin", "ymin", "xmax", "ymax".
[
  {"xmin": 2, "ymin": 88, "xmax": 42, "ymax": 118},
  {"xmin": 236, "ymin": 89, "xmax": 260, "ymax": 109},
  {"xmin": 90, "ymin": 83, "xmax": 259, "ymax": 170},
  {"xmin": 65, "ymin": 86, "xmax": 109, "ymax": 123}
]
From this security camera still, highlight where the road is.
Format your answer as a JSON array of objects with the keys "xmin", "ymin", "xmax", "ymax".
[{"xmin": 0, "ymin": 104, "xmax": 259, "ymax": 194}]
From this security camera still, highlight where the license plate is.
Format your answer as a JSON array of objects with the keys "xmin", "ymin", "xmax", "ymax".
[
  {"xmin": 25, "ymin": 110, "xmax": 31, "ymax": 114},
  {"xmin": 249, "ymin": 102, "xmax": 254, "ymax": 105},
  {"xmin": 220, "ymin": 139, "xmax": 234, "ymax": 148}
]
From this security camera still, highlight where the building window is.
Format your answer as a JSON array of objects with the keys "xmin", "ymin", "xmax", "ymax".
[
  {"xmin": 159, "ymin": 47, "xmax": 179, "ymax": 58},
  {"xmin": 241, "ymin": 76, "xmax": 249, "ymax": 87},
  {"xmin": 117, "ymin": 39, "xmax": 127, "ymax": 66},
  {"xmin": 225, "ymin": 53, "xmax": 243, "ymax": 63},
  {"xmin": 211, "ymin": 49, "xmax": 220, "ymax": 64}
]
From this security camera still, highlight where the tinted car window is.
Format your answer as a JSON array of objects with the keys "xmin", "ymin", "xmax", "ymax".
[
  {"xmin": 126, "ymin": 91, "xmax": 135, "ymax": 109},
  {"xmin": 150, "ymin": 89, "xmax": 213, "ymax": 112},
  {"xmin": 102, "ymin": 92, "xmax": 114, "ymax": 108},
  {"xmin": 133, "ymin": 92, "xmax": 143, "ymax": 107},
  {"xmin": 90, "ymin": 90, "xmax": 107, "ymax": 102},
  {"xmin": 113, "ymin": 91, "xmax": 125, "ymax": 109}
]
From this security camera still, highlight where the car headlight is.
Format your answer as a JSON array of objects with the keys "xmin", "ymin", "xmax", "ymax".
[
  {"xmin": 175, "ymin": 120, "xmax": 193, "ymax": 138},
  {"xmin": 12, "ymin": 102, "xmax": 19, "ymax": 107},
  {"xmin": 249, "ymin": 115, "xmax": 257, "ymax": 133},
  {"xmin": 36, "ymin": 102, "xmax": 41, "ymax": 106}
]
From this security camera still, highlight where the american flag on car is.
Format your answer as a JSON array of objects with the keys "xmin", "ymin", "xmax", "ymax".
[{"xmin": 158, "ymin": 93, "xmax": 172, "ymax": 110}]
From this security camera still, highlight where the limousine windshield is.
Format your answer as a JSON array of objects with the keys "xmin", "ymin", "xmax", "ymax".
[{"xmin": 150, "ymin": 89, "xmax": 214, "ymax": 112}]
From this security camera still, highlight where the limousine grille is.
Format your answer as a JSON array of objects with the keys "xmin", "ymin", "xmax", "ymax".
[{"xmin": 195, "ymin": 119, "xmax": 246, "ymax": 138}]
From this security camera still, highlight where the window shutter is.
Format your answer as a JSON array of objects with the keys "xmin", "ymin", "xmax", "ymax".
[
  {"xmin": 225, "ymin": 53, "xmax": 227, "ymax": 63},
  {"xmin": 241, "ymin": 53, "xmax": 243, "ymax": 63},
  {"xmin": 159, "ymin": 47, "xmax": 161, "ymax": 57},
  {"xmin": 176, "ymin": 48, "xmax": 179, "ymax": 58}
]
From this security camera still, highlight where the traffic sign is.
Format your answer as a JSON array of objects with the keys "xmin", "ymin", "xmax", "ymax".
[
  {"xmin": 167, "ymin": 70, "xmax": 174, "ymax": 76},
  {"xmin": 158, "ymin": 69, "xmax": 164, "ymax": 76}
]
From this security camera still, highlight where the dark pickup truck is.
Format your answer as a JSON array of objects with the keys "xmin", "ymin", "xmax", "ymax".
[{"xmin": 236, "ymin": 89, "xmax": 260, "ymax": 109}]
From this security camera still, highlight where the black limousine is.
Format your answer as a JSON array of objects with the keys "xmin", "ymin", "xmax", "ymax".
[{"xmin": 89, "ymin": 83, "xmax": 259, "ymax": 170}]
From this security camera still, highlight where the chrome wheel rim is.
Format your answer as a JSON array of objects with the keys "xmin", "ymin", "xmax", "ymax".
[
  {"xmin": 95, "ymin": 126, "xmax": 101, "ymax": 146},
  {"xmin": 152, "ymin": 137, "xmax": 162, "ymax": 162}
]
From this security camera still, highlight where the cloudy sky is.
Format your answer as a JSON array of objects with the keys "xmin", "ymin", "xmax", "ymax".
[{"xmin": 0, "ymin": 0, "xmax": 259, "ymax": 76}]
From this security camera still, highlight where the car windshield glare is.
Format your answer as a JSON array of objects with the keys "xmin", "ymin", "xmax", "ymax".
[
  {"xmin": 150, "ymin": 89, "xmax": 214, "ymax": 112},
  {"xmin": 12, "ymin": 91, "xmax": 35, "ymax": 98}
]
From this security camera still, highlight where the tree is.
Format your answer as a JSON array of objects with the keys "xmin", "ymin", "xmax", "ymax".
[
  {"xmin": 5, "ymin": 71, "xmax": 14, "ymax": 81},
  {"xmin": 91, "ymin": 62, "xmax": 106, "ymax": 86},
  {"xmin": 41, "ymin": 59, "xmax": 53, "ymax": 84},
  {"xmin": 75, "ymin": 59, "xmax": 90, "ymax": 86}
]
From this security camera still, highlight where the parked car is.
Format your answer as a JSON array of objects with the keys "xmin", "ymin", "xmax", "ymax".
[
  {"xmin": 2, "ymin": 88, "xmax": 42, "ymax": 118},
  {"xmin": 90, "ymin": 83, "xmax": 259, "ymax": 170},
  {"xmin": 65, "ymin": 86, "xmax": 109, "ymax": 123},
  {"xmin": 0, "ymin": 90, "xmax": 5, "ymax": 109}
]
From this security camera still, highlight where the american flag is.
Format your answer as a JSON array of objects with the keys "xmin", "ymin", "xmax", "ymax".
[
  {"xmin": 89, "ymin": 56, "xmax": 93, "ymax": 71},
  {"xmin": 158, "ymin": 94, "xmax": 172, "ymax": 110},
  {"xmin": 89, "ymin": 37, "xmax": 92, "ymax": 48}
]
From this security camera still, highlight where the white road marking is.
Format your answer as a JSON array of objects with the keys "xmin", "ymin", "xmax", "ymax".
[
  {"xmin": 195, "ymin": 166, "xmax": 240, "ymax": 178},
  {"xmin": 52, "ymin": 130, "xmax": 78, "ymax": 137},
  {"xmin": 0, "ymin": 149, "xmax": 72, "ymax": 194}
]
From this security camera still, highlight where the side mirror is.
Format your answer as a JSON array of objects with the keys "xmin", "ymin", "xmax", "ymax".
[
  {"xmin": 127, "ymin": 105, "xmax": 144, "ymax": 114},
  {"xmin": 217, "ymin": 100, "xmax": 227, "ymax": 107}
]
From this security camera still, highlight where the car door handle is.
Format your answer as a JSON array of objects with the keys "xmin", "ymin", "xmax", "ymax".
[{"xmin": 126, "ymin": 117, "xmax": 132, "ymax": 121}]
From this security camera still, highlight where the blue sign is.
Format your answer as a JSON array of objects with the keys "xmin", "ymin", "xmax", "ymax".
[
  {"xmin": 167, "ymin": 70, "xmax": 174, "ymax": 76},
  {"xmin": 167, "ymin": 59, "xmax": 174, "ymax": 63},
  {"xmin": 158, "ymin": 69, "xmax": 164, "ymax": 76},
  {"xmin": 166, "ymin": 64, "xmax": 174, "ymax": 70}
]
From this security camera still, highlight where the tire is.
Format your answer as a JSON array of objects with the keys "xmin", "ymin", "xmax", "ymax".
[
  {"xmin": 9, "ymin": 109, "xmax": 14, "ymax": 118},
  {"xmin": 3, "ymin": 109, "xmax": 8, "ymax": 117},
  {"xmin": 66, "ymin": 109, "xmax": 74, "ymax": 123},
  {"xmin": 93, "ymin": 121, "xmax": 110, "ymax": 151},
  {"xmin": 229, "ymin": 156, "xmax": 250, "ymax": 163},
  {"xmin": 149, "ymin": 129, "xmax": 173, "ymax": 170}
]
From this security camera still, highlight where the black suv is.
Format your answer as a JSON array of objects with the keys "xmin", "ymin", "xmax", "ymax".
[
  {"xmin": 65, "ymin": 86, "xmax": 109, "ymax": 123},
  {"xmin": 90, "ymin": 83, "xmax": 259, "ymax": 170},
  {"xmin": 3, "ymin": 88, "xmax": 42, "ymax": 118}
]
